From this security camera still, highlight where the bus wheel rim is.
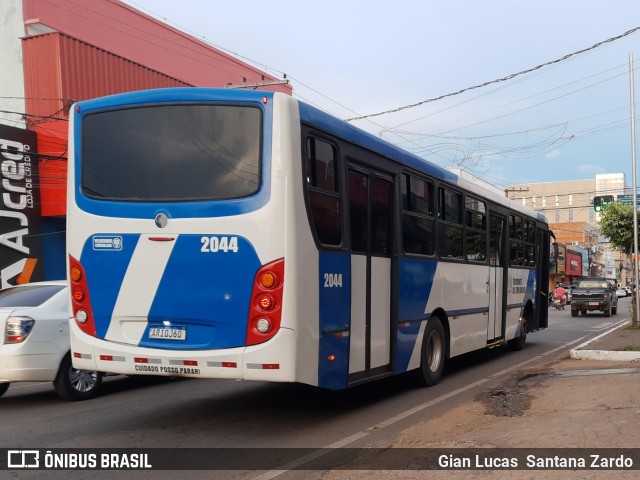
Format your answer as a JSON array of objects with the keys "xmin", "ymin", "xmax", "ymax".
[{"xmin": 427, "ymin": 330, "xmax": 443, "ymax": 372}]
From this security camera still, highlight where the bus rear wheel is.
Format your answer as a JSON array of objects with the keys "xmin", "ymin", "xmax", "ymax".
[
  {"xmin": 415, "ymin": 317, "xmax": 446, "ymax": 387},
  {"xmin": 508, "ymin": 319, "xmax": 527, "ymax": 351}
]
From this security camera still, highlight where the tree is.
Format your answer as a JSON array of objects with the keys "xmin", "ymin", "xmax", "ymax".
[
  {"xmin": 599, "ymin": 202, "xmax": 637, "ymax": 253},
  {"xmin": 599, "ymin": 202, "xmax": 639, "ymax": 327}
]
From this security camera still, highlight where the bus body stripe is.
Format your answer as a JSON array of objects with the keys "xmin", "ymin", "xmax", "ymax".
[
  {"xmin": 105, "ymin": 234, "xmax": 177, "ymax": 344},
  {"xmin": 395, "ymin": 257, "xmax": 437, "ymax": 373},
  {"xmin": 317, "ymin": 252, "xmax": 351, "ymax": 390},
  {"xmin": 79, "ymin": 233, "xmax": 140, "ymax": 340}
]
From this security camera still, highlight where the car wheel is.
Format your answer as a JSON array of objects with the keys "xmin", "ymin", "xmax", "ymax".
[
  {"xmin": 571, "ymin": 309, "xmax": 578, "ymax": 317},
  {"xmin": 0, "ymin": 382, "xmax": 9, "ymax": 398},
  {"xmin": 604, "ymin": 305, "xmax": 611, "ymax": 317},
  {"xmin": 53, "ymin": 353, "xmax": 102, "ymax": 401}
]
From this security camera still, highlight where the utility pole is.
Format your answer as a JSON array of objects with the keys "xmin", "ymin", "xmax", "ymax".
[
  {"xmin": 504, "ymin": 187, "xmax": 529, "ymax": 198},
  {"xmin": 629, "ymin": 52, "xmax": 639, "ymax": 327}
]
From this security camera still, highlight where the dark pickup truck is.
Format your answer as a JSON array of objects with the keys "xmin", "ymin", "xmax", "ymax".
[{"xmin": 570, "ymin": 278, "xmax": 618, "ymax": 317}]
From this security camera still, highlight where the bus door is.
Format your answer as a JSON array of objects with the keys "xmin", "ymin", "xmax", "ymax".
[
  {"xmin": 534, "ymin": 228, "xmax": 550, "ymax": 330},
  {"xmin": 488, "ymin": 214, "xmax": 507, "ymax": 341},
  {"xmin": 347, "ymin": 165, "xmax": 393, "ymax": 383}
]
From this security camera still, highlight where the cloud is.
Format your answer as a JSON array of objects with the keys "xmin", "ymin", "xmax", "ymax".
[
  {"xmin": 576, "ymin": 163, "xmax": 607, "ymax": 174},
  {"xmin": 545, "ymin": 149, "xmax": 561, "ymax": 159}
]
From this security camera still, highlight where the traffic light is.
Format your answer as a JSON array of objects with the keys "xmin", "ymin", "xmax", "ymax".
[{"xmin": 593, "ymin": 195, "xmax": 614, "ymax": 212}]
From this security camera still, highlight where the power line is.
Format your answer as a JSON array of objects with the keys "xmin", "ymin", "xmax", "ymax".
[
  {"xmin": 387, "ymin": 122, "xmax": 570, "ymax": 141},
  {"xmin": 0, "ymin": 147, "xmax": 67, "ymax": 161},
  {"xmin": 0, "ymin": 109, "xmax": 69, "ymax": 122},
  {"xmin": 0, "ymin": 95, "xmax": 66, "ymax": 101},
  {"xmin": 345, "ymin": 25, "xmax": 640, "ymax": 122}
]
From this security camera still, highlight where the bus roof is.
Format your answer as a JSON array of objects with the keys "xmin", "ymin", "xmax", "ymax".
[{"xmin": 297, "ymin": 100, "xmax": 547, "ymax": 224}]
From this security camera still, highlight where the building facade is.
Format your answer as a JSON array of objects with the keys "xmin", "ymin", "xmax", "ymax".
[{"xmin": 505, "ymin": 173, "xmax": 631, "ymax": 286}]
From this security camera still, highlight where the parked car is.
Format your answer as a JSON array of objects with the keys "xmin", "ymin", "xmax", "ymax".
[
  {"xmin": 0, "ymin": 281, "xmax": 102, "ymax": 400},
  {"xmin": 625, "ymin": 286, "xmax": 632, "ymax": 296},
  {"xmin": 616, "ymin": 287, "xmax": 627, "ymax": 298}
]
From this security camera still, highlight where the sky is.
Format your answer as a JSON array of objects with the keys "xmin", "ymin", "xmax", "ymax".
[{"xmin": 122, "ymin": 0, "xmax": 640, "ymax": 190}]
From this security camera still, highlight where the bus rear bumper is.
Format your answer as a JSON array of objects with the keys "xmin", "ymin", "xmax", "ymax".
[{"xmin": 69, "ymin": 320, "xmax": 296, "ymax": 382}]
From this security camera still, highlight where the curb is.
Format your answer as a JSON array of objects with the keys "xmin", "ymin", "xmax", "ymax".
[{"xmin": 569, "ymin": 320, "xmax": 640, "ymax": 361}]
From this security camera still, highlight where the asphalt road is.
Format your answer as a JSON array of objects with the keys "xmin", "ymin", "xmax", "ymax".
[{"xmin": 1, "ymin": 297, "xmax": 631, "ymax": 480}]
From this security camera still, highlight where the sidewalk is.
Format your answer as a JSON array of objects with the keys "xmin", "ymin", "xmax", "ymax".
[
  {"xmin": 570, "ymin": 319, "xmax": 640, "ymax": 361},
  {"xmin": 321, "ymin": 319, "xmax": 640, "ymax": 479}
]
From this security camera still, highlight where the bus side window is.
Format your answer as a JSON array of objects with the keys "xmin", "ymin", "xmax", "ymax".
[
  {"xmin": 306, "ymin": 138, "xmax": 337, "ymax": 192},
  {"xmin": 508, "ymin": 214, "xmax": 536, "ymax": 267},
  {"xmin": 305, "ymin": 137, "xmax": 342, "ymax": 246},
  {"xmin": 348, "ymin": 169, "xmax": 368, "ymax": 253},
  {"xmin": 401, "ymin": 173, "xmax": 435, "ymax": 256},
  {"xmin": 465, "ymin": 197, "xmax": 486, "ymax": 262},
  {"xmin": 489, "ymin": 215, "xmax": 504, "ymax": 267},
  {"xmin": 437, "ymin": 187, "xmax": 463, "ymax": 260},
  {"xmin": 371, "ymin": 177, "xmax": 392, "ymax": 256}
]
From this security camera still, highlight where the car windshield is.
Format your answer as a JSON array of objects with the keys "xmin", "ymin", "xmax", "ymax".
[{"xmin": 0, "ymin": 285, "xmax": 65, "ymax": 308}]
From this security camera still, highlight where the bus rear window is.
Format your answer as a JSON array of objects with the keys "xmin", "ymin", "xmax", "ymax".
[{"xmin": 81, "ymin": 104, "xmax": 261, "ymax": 201}]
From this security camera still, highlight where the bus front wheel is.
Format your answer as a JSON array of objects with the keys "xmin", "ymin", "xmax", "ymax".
[{"xmin": 415, "ymin": 317, "xmax": 446, "ymax": 387}]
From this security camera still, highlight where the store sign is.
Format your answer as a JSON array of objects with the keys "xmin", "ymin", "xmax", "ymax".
[
  {"xmin": 566, "ymin": 252, "xmax": 582, "ymax": 275},
  {"xmin": 556, "ymin": 245, "xmax": 566, "ymax": 274},
  {"xmin": 0, "ymin": 125, "xmax": 43, "ymax": 288}
]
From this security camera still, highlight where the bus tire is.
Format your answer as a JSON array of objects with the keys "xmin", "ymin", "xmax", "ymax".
[
  {"xmin": 0, "ymin": 382, "xmax": 9, "ymax": 398},
  {"xmin": 53, "ymin": 353, "xmax": 102, "ymax": 401},
  {"xmin": 415, "ymin": 317, "xmax": 446, "ymax": 387},
  {"xmin": 508, "ymin": 319, "xmax": 527, "ymax": 351}
]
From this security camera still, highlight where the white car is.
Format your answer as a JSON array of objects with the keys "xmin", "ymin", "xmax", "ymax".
[
  {"xmin": 0, "ymin": 281, "xmax": 102, "ymax": 400},
  {"xmin": 615, "ymin": 287, "xmax": 627, "ymax": 298}
]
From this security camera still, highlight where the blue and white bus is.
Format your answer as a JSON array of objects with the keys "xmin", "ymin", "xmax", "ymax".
[{"xmin": 67, "ymin": 88, "xmax": 550, "ymax": 390}]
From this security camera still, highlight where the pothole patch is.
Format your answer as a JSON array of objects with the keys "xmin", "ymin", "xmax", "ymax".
[{"xmin": 476, "ymin": 372, "xmax": 546, "ymax": 417}]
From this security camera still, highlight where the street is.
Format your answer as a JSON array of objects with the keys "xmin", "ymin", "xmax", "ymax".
[{"xmin": 0, "ymin": 297, "xmax": 631, "ymax": 480}]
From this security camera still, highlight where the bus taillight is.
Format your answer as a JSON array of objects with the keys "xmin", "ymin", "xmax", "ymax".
[
  {"xmin": 257, "ymin": 294, "xmax": 274, "ymax": 310},
  {"xmin": 247, "ymin": 258, "xmax": 284, "ymax": 346},
  {"xmin": 68, "ymin": 255, "xmax": 97, "ymax": 337}
]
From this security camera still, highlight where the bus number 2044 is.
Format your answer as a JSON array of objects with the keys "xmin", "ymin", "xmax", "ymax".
[
  {"xmin": 324, "ymin": 273, "xmax": 343, "ymax": 288},
  {"xmin": 200, "ymin": 236, "xmax": 239, "ymax": 253}
]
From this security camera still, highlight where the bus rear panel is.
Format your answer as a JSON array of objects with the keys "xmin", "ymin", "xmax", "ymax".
[{"xmin": 68, "ymin": 89, "xmax": 297, "ymax": 383}]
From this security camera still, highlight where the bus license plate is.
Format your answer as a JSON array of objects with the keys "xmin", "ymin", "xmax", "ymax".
[{"xmin": 149, "ymin": 327, "xmax": 186, "ymax": 341}]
